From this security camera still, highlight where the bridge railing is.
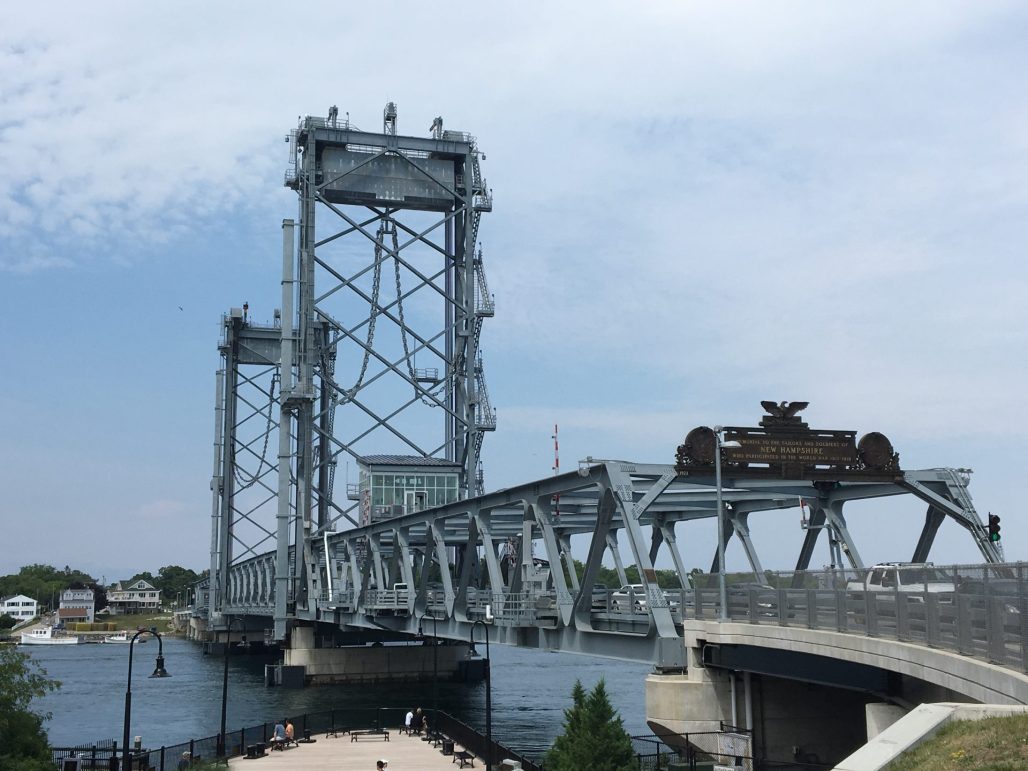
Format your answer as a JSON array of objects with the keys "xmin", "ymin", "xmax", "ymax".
[{"xmin": 678, "ymin": 562, "xmax": 1028, "ymax": 673}]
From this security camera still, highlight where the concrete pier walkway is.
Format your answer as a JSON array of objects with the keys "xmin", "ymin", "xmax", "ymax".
[{"xmin": 226, "ymin": 730, "xmax": 478, "ymax": 770}]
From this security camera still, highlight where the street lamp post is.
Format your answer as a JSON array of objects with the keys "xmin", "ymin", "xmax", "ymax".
[
  {"xmin": 470, "ymin": 619, "xmax": 491, "ymax": 770},
  {"xmin": 417, "ymin": 612, "xmax": 439, "ymax": 736},
  {"xmin": 218, "ymin": 617, "xmax": 247, "ymax": 758},
  {"xmin": 122, "ymin": 628, "xmax": 170, "ymax": 771},
  {"xmin": 713, "ymin": 427, "xmax": 741, "ymax": 622}
]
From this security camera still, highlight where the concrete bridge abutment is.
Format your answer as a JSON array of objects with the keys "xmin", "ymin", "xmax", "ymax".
[{"xmin": 643, "ymin": 620, "xmax": 1025, "ymax": 768}]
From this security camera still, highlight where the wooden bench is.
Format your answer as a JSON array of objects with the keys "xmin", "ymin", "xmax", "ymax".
[
  {"xmin": 453, "ymin": 749, "xmax": 475, "ymax": 767},
  {"xmin": 350, "ymin": 729, "xmax": 390, "ymax": 742}
]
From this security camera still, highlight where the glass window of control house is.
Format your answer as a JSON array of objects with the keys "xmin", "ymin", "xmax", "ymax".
[{"xmin": 370, "ymin": 471, "xmax": 459, "ymax": 508}]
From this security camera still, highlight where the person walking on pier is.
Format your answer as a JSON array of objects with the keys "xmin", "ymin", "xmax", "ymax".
[{"xmin": 404, "ymin": 708, "xmax": 413, "ymax": 735}]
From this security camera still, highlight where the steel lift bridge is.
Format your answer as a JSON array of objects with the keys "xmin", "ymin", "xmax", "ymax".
[
  {"xmin": 205, "ymin": 106, "xmax": 1004, "ymax": 673},
  {"xmin": 208, "ymin": 104, "xmax": 496, "ymax": 640}
]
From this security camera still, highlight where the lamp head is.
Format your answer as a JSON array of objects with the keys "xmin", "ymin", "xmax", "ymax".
[{"xmin": 150, "ymin": 654, "xmax": 171, "ymax": 678}]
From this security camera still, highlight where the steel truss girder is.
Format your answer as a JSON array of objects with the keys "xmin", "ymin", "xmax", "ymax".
[{"xmin": 209, "ymin": 461, "xmax": 995, "ymax": 658}]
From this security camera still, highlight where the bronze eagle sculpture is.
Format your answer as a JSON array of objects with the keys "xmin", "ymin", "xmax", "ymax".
[{"xmin": 760, "ymin": 400, "xmax": 809, "ymax": 419}]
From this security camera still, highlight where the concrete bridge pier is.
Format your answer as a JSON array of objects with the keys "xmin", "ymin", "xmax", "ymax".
[{"xmin": 282, "ymin": 625, "xmax": 473, "ymax": 686}]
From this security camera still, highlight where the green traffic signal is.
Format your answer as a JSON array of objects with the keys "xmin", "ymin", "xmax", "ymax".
[{"xmin": 988, "ymin": 513, "xmax": 1001, "ymax": 542}]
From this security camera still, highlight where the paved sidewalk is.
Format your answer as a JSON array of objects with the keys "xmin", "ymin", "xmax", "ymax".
[{"xmin": 226, "ymin": 730, "xmax": 478, "ymax": 770}]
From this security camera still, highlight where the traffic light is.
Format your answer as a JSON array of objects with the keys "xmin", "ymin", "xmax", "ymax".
[{"xmin": 988, "ymin": 513, "xmax": 1001, "ymax": 542}]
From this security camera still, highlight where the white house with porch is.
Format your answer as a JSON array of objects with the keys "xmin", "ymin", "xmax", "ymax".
[{"xmin": 106, "ymin": 579, "xmax": 161, "ymax": 615}]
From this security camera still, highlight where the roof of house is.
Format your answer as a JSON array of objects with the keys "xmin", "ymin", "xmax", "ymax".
[
  {"xmin": 359, "ymin": 454, "xmax": 461, "ymax": 468},
  {"xmin": 111, "ymin": 579, "xmax": 158, "ymax": 592}
]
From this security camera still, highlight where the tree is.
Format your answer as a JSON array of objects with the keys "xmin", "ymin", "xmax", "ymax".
[
  {"xmin": 128, "ymin": 570, "xmax": 156, "ymax": 586},
  {"xmin": 0, "ymin": 646, "xmax": 61, "ymax": 770},
  {"xmin": 545, "ymin": 679, "xmax": 635, "ymax": 771},
  {"xmin": 0, "ymin": 564, "xmax": 97, "ymax": 611},
  {"xmin": 0, "ymin": 614, "xmax": 17, "ymax": 630},
  {"xmin": 154, "ymin": 565, "xmax": 201, "ymax": 607}
]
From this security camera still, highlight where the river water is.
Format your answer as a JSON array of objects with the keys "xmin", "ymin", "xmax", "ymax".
[{"xmin": 27, "ymin": 638, "xmax": 652, "ymax": 759}]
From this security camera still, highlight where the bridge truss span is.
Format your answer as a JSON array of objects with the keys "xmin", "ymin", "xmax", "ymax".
[{"xmin": 211, "ymin": 461, "xmax": 1004, "ymax": 673}]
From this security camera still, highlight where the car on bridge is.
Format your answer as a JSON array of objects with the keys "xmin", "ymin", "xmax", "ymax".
[
  {"xmin": 846, "ymin": 563, "xmax": 956, "ymax": 600},
  {"xmin": 612, "ymin": 584, "xmax": 647, "ymax": 612}
]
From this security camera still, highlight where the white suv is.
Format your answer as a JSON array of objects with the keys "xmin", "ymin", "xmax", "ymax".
[{"xmin": 612, "ymin": 584, "xmax": 647, "ymax": 611}]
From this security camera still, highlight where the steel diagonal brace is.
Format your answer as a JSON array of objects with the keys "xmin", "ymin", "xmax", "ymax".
[
  {"xmin": 393, "ymin": 527, "xmax": 417, "ymax": 615},
  {"xmin": 794, "ymin": 504, "xmax": 828, "ymax": 573},
  {"xmin": 533, "ymin": 498, "xmax": 575, "ymax": 626},
  {"xmin": 817, "ymin": 499, "xmax": 864, "ymax": 569},
  {"xmin": 651, "ymin": 516, "xmax": 691, "ymax": 589},
  {"xmin": 312, "ymin": 209, "xmax": 458, "ymax": 310},
  {"xmin": 314, "ymin": 208, "xmax": 397, "ymax": 249},
  {"xmin": 312, "ymin": 253, "xmax": 448, "ymax": 356},
  {"xmin": 454, "ymin": 514, "xmax": 480, "ymax": 623},
  {"xmin": 898, "ymin": 477, "xmax": 1000, "ymax": 562},
  {"xmin": 559, "ymin": 534, "xmax": 580, "ymax": 592},
  {"xmin": 315, "ymin": 148, "xmax": 389, "ymax": 192},
  {"xmin": 727, "ymin": 511, "xmax": 767, "ymax": 585},
  {"xmin": 368, "ymin": 533, "xmax": 386, "ymax": 594},
  {"xmin": 504, "ymin": 509, "xmax": 528, "ymax": 598},
  {"xmin": 607, "ymin": 533, "xmax": 628, "ymax": 587},
  {"xmin": 574, "ymin": 487, "xmax": 618, "ymax": 632},
  {"xmin": 385, "ymin": 151, "xmax": 467, "ymax": 203},
  {"xmin": 475, "ymin": 513, "xmax": 506, "ymax": 610},
  {"xmin": 371, "ymin": 206, "xmax": 455, "ymax": 260},
  {"xmin": 430, "ymin": 520, "xmax": 455, "ymax": 617},
  {"xmin": 605, "ymin": 465, "xmax": 679, "ymax": 640}
]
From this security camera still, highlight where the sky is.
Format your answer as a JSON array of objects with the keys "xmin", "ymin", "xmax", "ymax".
[{"xmin": 1, "ymin": 2, "xmax": 1026, "ymax": 583}]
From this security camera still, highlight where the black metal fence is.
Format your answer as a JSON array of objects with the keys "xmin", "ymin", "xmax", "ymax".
[{"xmin": 51, "ymin": 706, "xmax": 543, "ymax": 771}]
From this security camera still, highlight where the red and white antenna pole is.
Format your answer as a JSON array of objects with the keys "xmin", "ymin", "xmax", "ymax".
[{"xmin": 552, "ymin": 424, "xmax": 560, "ymax": 518}]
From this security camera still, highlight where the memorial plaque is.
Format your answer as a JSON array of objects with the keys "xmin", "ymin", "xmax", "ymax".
[
  {"xmin": 675, "ymin": 401, "xmax": 901, "ymax": 482},
  {"xmin": 723, "ymin": 430, "xmax": 856, "ymax": 467}
]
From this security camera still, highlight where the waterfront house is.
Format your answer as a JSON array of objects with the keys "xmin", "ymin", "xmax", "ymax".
[
  {"xmin": 59, "ymin": 587, "xmax": 96, "ymax": 623},
  {"xmin": 1, "ymin": 593, "xmax": 39, "ymax": 621},
  {"xmin": 106, "ymin": 579, "xmax": 161, "ymax": 615}
]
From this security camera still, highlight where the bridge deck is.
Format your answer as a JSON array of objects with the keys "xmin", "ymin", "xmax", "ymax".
[{"xmin": 227, "ymin": 731, "xmax": 472, "ymax": 769}]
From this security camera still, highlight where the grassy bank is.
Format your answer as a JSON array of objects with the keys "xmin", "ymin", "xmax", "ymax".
[
  {"xmin": 69, "ymin": 613, "xmax": 178, "ymax": 635},
  {"xmin": 885, "ymin": 714, "xmax": 1028, "ymax": 771}
]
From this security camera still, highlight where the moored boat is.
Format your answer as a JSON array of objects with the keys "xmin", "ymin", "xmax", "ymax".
[
  {"xmin": 20, "ymin": 626, "xmax": 80, "ymax": 645},
  {"xmin": 102, "ymin": 630, "xmax": 149, "ymax": 644}
]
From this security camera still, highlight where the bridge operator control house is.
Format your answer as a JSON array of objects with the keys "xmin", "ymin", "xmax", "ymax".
[{"xmin": 352, "ymin": 455, "xmax": 462, "ymax": 523}]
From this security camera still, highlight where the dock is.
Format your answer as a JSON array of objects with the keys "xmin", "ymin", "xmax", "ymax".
[{"xmin": 226, "ymin": 730, "xmax": 481, "ymax": 770}]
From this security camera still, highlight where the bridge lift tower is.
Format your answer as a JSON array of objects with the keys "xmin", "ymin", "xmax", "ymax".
[{"xmin": 208, "ymin": 104, "xmax": 496, "ymax": 639}]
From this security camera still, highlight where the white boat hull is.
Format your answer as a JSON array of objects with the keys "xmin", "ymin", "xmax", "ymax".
[{"xmin": 21, "ymin": 630, "xmax": 80, "ymax": 645}]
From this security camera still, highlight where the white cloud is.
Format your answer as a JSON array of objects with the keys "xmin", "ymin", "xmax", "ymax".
[{"xmin": 1, "ymin": 1, "xmax": 1026, "ymax": 568}]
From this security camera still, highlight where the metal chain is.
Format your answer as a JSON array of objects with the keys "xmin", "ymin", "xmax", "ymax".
[
  {"xmin": 339, "ymin": 221, "xmax": 385, "ymax": 402},
  {"xmin": 392, "ymin": 224, "xmax": 419, "ymax": 387},
  {"xmin": 233, "ymin": 374, "xmax": 279, "ymax": 490}
]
